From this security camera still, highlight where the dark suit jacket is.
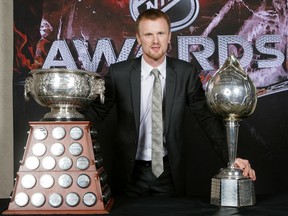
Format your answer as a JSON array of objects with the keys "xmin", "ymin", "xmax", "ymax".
[{"xmin": 83, "ymin": 56, "xmax": 228, "ymax": 195}]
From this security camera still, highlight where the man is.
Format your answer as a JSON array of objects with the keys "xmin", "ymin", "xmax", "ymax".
[{"xmin": 82, "ymin": 8, "xmax": 256, "ymax": 196}]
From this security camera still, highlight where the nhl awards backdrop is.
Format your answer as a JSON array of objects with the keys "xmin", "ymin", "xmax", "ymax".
[{"xmin": 13, "ymin": 0, "xmax": 288, "ymax": 195}]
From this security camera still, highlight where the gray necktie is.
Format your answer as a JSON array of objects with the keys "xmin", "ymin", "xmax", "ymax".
[{"xmin": 151, "ymin": 68, "xmax": 164, "ymax": 178}]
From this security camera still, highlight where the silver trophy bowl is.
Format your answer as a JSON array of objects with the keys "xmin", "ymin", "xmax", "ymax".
[
  {"xmin": 206, "ymin": 55, "xmax": 257, "ymax": 207},
  {"xmin": 24, "ymin": 68, "xmax": 105, "ymax": 121}
]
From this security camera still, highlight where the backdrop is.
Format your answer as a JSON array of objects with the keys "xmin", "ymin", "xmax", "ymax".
[{"xmin": 13, "ymin": 0, "xmax": 288, "ymax": 195}]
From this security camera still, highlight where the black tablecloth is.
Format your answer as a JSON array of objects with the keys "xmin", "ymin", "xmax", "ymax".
[{"xmin": 1, "ymin": 193, "xmax": 288, "ymax": 216}]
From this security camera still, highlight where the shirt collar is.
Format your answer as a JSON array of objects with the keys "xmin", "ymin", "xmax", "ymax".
[{"xmin": 141, "ymin": 56, "xmax": 167, "ymax": 80}]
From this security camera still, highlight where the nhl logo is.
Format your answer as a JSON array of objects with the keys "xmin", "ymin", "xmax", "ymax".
[{"xmin": 129, "ymin": 0, "xmax": 199, "ymax": 32}]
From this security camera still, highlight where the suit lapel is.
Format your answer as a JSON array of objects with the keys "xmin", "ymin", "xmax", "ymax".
[
  {"xmin": 130, "ymin": 58, "xmax": 141, "ymax": 132},
  {"xmin": 165, "ymin": 57, "xmax": 176, "ymax": 133}
]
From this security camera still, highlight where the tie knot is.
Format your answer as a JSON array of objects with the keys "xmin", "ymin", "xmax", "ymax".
[{"xmin": 151, "ymin": 69, "xmax": 160, "ymax": 78}]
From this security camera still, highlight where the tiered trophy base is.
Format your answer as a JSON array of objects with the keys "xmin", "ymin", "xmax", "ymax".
[
  {"xmin": 210, "ymin": 168, "xmax": 256, "ymax": 207},
  {"xmin": 4, "ymin": 121, "xmax": 113, "ymax": 215}
]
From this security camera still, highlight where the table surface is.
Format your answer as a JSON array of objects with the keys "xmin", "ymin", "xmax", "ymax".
[{"xmin": 1, "ymin": 193, "xmax": 288, "ymax": 216}]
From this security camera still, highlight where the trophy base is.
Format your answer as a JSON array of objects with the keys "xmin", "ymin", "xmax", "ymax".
[
  {"xmin": 210, "ymin": 168, "xmax": 256, "ymax": 207},
  {"xmin": 4, "ymin": 121, "xmax": 113, "ymax": 214}
]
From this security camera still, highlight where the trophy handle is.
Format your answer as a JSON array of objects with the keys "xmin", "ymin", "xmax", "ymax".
[
  {"xmin": 24, "ymin": 76, "xmax": 33, "ymax": 101},
  {"xmin": 88, "ymin": 76, "xmax": 105, "ymax": 104}
]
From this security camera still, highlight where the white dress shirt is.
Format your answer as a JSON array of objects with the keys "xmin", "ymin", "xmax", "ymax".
[{"xmin": 135, "ymin": 57, "xmax": 167, "ymax": 161}]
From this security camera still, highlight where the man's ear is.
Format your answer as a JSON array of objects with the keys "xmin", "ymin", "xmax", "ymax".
[{"xmin": 136, "ymin": 33, "xmax": 141, "ymax": 46}]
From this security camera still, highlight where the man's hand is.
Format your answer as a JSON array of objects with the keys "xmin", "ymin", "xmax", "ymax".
[{"xmin": 235, "ymin": 158, "xmax": 256, "ymax": 181}]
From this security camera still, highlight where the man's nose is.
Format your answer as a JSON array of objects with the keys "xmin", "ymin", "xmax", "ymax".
[{"xmin": 152, "ymin": 35, "xmax": 159, "ymax": 43}]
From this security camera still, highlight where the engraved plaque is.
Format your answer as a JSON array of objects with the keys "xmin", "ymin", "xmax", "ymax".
[
  {"xmin": 50, "ymin": 143, "xmax": 65, "ymax": 156},
  {"xmin": 4, "ymin": 121, "xmax": 114, "ymax": 214},
  {"xmin": 66, "ymin": 192, "xmax": 80, "ymax": 207},
  {"xmin": 83, "ymin": 192, "xmax": 97, "ymax": 206},
  {"xmin": 49, "ymin": 193, "xmax": 63, "ymax": 208},
  {"xmin": 77, "ymin": 174, "xmax": 91, "ymax": 188},
  {"xmin": 102, "ymin": 187, "xmax": 112, "ymax": 205},
  {"xmin": 76, "ymin": 156, "xmax": 90, "ymax": 170},
  {"xmin": 58, "ymin": 157, "xmax": 73, "ymax": 170},
  {"xmin": 69, "ymin": 142, "xmax": 83, "ymax": 156},
  {"xmin": 31, "ymin": 193, "xmax": 45, "ymax": 207},
  {"xmin": 15, "ymin": 192, "xmax": 29, "ymax": 207},
  {"xmin": 32, "ymin": 143, "xmax": 46, "ymax": 156},
  {"xmin": 58, "ymin": 174, "xmax": 73, "ymax": 188},
  {"xmin": 39, "ymin": 174, "xmax": 54, "ymax": 189},
  {"xmin": 25, "ymin": 156, "xmax": 40, "ymax": 170},
  {"xmin": 52, "ymin": 126, "xmax": 66, "ymax": 140},
  {"xmin": 95, "ymin": 154, "xmax": 104, "ymax": 168},
  {"xmin": 70, "ymin": 127, "xmax": 83, "ymax": 140},
  {"xmin": 33, "ymin": 127, "xmax": 48, "ymax": 140},
  {"xmin": 100, "ymin": 171, "xmax": 108, "ymax": 186},
  {"xmin": 93, "ymin": 141, "xmax": 101, "ymax": 154},
  {"xmin": 21, "ymin": 174, "xmax": 36, "ymax": 189},
  {"xmin": 42, "ymin": 156, "xmax": 56, "ymax": 170}
]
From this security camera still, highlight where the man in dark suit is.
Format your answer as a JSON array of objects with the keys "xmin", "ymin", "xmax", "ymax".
[{"xmin": 83, "ymin": 8, "xmax": 256, "ymax": 196}]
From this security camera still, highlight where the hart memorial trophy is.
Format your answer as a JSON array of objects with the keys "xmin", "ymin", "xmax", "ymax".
[{"xmin": 206, "ymin": 55, "xmax": 257, "ymax": 207}]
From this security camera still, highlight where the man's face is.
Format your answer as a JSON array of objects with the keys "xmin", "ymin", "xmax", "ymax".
[{"xmin": 136, "ymin": 17, "xmax": 171, "ymax": 66}]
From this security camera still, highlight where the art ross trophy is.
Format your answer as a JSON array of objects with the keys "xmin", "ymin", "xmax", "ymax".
[
  {"xmin": 206, "ymin": 55, "xmax": 257, "ymax": 207},
  {"xmin": 4, "ymin": 69, "xmax": 113, "ymax": 215}
]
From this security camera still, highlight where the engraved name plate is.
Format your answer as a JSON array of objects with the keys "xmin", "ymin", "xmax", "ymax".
[
  {"xmin": 32, "ymin": 143, "xmax": 46, "ymax": 156},
  {"xmin": 83, "ymin": 192, "xmax": 97, "ymax": 206},
  {"xmin": 33, "ymin": 127, "xmax": 48, "ymax": 141},
  {"xmin": 31, "ymin": 192, "xmax": 45, "ymax": 207},
  {"xmin": 70, "ymin": 127, "xmax": 83, "ymax": 140},
  {"xmin": 69, "ymin": 142, "xmax": 83, "ymax": 156},
  {"xmin": 58, "ymin": 157, "xmax": 73, "ymax": 170},
  {"xmin": 21, "ymin": 174, "xmax": 36, "ymax": 189},
  {"xmin": 58, "ymin": 174, "xmax": 73, "ymax": 188},
  {"xmin": 50, "ymin": 143, "xmax": 65, "ymax": 156},
  {"xmin": 49, "ymin": 193, "xmax": 63, "ymax": 208},
  {"xmin": 77, "ymin": 174, "xmax": 91, "ymax": 188},
  {"xmin": 52, "ymin": 126, "xmax": 66, "ymax": 140}
]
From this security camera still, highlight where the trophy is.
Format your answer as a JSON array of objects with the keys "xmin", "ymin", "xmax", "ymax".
[
  {"xmin": 206, "ymin": 55, "xmax": 257, "ymax": 207},
  {"xmin": 4, "ymin": 69, "xmax": 113, "ymax": 215},
  {"xmin": 24, "ymin": 68, "xmax": 105, "ymax": 121}
]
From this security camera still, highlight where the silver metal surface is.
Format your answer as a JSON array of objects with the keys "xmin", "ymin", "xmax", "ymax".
[
  {"xmin": 39, "ymin": 174, "xmax": 54, "ymax": 189},
  {"xmin": 77, "ymin": 174, "xmax": 91, "ymax": 188},
  {"xmin": 21, "ymin": 174, "xmax": 37, "ymax": 189},
  {"xmin": 206, "ymin": 55, "xmax": 257, "ymax": 122},
  {"xmin": 83, "ymin": 192, "xmax": 97, "ymax": 206},
  {"xmin": 58, "ymin": 157, "xmax": 73, "ymax": 170},
  {"xmin": 32, "ymin": 143, "xmax": 47, "ymax": 156},
  {"xmin": 66, "ymin": 192, "xmax": 80, "ymax": 207},
  {"xmin": 42, "ymin": 156, "xmax": 56, "ymax": 170},
  {"xmin": 76, "ymin": 156, "xmax": 90, "ymax": 170},
  {"xmin": 206, "ymin": 55, "xmax": 257, "ymax": 207},
  {"xmin": 70, "ymin": 127, "xmax": 83, "ymax": 140},
  {"xmin": 24, "ymin": 68, "xmax": 105, "ymax": 120},
  {"xmin": 49, "ymin": 193, "xmax": 63, "ymax": 208},
  {"xmin": 25, "ymin": 156, "xmax": 40, "ymax": 170},
  {"xmin": 14, "ymin": 192, "xmax": 29, "ymax": 207},
  {"xmin": 69, "ymin": 142, "xmax": 83, "ymax": 156},
  {"xmin": 31, "ymin": 192, "xmax": 46, "ymax": 207},
  {"xmin": 58, "ymin": 174, "xmax": 73, "ymax": 188},
  {"xmin": 52, "ymin": 126, "xmax": 66, "ymax": 140},
  {"xmin": 33, "ymin": 127, "xmax": 48, "ymax": 140},
  {"xmin": 50, "ymin": 143, "xmax": 65, "ymax": 156}
]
